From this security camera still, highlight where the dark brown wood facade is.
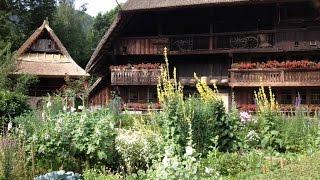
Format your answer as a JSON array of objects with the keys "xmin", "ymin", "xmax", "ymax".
[{"xmin": 88, "ymin": 1, "xmax": 320, "ymax": 111}]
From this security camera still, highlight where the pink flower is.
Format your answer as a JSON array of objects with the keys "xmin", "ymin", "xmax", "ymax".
[{"xmin": 240, "ymin": 111, "xmax": 252, "ymax": 123}]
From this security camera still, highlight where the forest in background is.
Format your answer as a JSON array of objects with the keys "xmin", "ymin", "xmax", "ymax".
[{"xmin": 0, "ymin": 0, "xmax": 119, "ymax": 67}]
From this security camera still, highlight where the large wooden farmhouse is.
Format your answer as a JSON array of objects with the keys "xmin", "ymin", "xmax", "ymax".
[
  {"xmin": 15, "ymin": 20, "xmax": 88, "ymax": 107},
  {"xmin": 87, "ymin": 0, "xmax": 320, "ymax": 112}
]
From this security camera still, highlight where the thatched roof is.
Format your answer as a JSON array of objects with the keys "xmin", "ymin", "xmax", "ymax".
[{"xmin": 15, "ymin": 20, "xmax": 89, "ymax": 77}]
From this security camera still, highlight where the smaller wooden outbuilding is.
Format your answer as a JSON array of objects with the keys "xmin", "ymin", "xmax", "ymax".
[{"xmin": 14, "ymin": 20, "xmax": 89, "ymax": 107}]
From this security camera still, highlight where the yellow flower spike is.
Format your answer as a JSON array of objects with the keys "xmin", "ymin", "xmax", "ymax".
[
  {"xmin": 157, "ymin": 48, "xmax": 184, "ymax": 106},
  {"xmin": 255, "ymin": 85, "xmax": 279, "ymax": 114}
]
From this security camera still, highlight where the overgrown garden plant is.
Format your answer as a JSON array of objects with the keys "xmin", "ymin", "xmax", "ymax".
[{"xmin": 255, "ymin": 86, "xmax": 282, "ymax": 150}]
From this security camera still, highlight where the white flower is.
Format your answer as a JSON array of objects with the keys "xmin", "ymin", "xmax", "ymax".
[
  {"xmin": 46, "ymin": 101, "xmax": 52, "ymax": 108},
  {"xmin": 7, "ymin": 122, "xmax": 12, "ymax": 131},
  {"xmin": 172, "ymin": 160, "xmax": 179, "ymax": 170},
  {"xmin": 41, "ymin": 112, "xmax": 45, "ymax": 120},
  {"xmin": 95, "ymin": 129, "xmax": 101, "ymax": 136},
  {"xmin": 44, "ymin": 133, "xmax": 50, "ymax": 140},
  {"xmin": 162, "ymin": 156, "xmax": 170, "ymax": 168},
  {"xmin": 63, "ymin": 106, "xmax": 67, "ymax": 111},
  {"xmin": 246, "ymin": 130, "xmax": 260, "ymax": 141},
  {"xmin": 205, "ymin": 167, "xmax": 213, "ymax": 175},
  {"xmin": 57, "ymin": 118, "xmax": 63, "ymax": 124},
  {"xmin": 78, "ymin": 106, "xmax": 84, "ymax": 110},
  {"xmin": 71, "ymin": 107, "xmax": 76, "ymax": 112},
  {"xmin": 185, "ymin": 146, "xmax": 194, "ymax": 156}
]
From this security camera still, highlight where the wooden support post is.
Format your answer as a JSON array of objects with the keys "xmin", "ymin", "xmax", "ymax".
[{"xmin": 209, "ymin": 18, "xmax": 214, "ymax": 50}]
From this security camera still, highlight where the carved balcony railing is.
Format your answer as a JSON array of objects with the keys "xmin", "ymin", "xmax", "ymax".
[
  {"xmin": 115, "ymin": 28, "xmax": 320, "ymax": 55},
  {"xmin": 111, "ymin": 69, "xmax": 161, "ymax": 85},
  {"xmin": 216, "ymin": 32, "xmax": 274, "ymax": 49},
  {"xmin": 229, "ymin": 69, "xmax": 320, "ymax": 87}
]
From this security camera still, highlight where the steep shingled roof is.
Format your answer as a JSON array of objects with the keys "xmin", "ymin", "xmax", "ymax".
[
  {"xmin": 15, "ymin": 20, "xmax": 89, "ymax": 77},
  {"xmin": 122, "ymin": 0, "xmax": 251, "ymax": 11}
]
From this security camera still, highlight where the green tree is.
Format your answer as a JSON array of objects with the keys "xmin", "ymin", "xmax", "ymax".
[
  {"xmin": 0, "ymin": 42, "xmax": 15, "ymax": 90},
  {"xmin": 52, "ymin": 0, "xmax": 93, "ymax": 67},
  {"xmin": 0, "ymin": 41, "xmax": 38, "ymax": 94},
  {"xmin": 1, "ymin": 0, "xmax": 57, "ymax": 49},
  {"xmin": 91, "ymin": 7, "xmax": 119, "ymax": 47},
  {"xmin": 0, "ymin": 42, "xmax": 35, "ymax": 121},
  {"xmin": 24, "ymin": 0, "xmax": 57, "ymax": 34},
  {"xmin": 0, "ymin": 0, "xmax": 25, "ymax": 49}
]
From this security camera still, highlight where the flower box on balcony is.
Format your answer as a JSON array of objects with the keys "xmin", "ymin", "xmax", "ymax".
[
  {"xmin": 231, "ymin": 60, "xmax": 320, "ymax": 70},
  {"xmin": 110, "ymin": 63, "xmax": 162, "ymax": 71}
]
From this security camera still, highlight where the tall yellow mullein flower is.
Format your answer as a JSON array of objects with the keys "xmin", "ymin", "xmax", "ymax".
[{"xmin": 194, "ymin": 73, "xmax": 219, "ymax": 103}]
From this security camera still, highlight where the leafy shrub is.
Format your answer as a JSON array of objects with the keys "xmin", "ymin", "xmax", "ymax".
[
  {"xmin": 128, "ymin": 142, "xmax": 205, "ymax": 180},
  {"xmin": 13, "ymin": 74, "xmax": 39, "ymax": 95},
  {"xmin": 203, "ymin": 150, "xmax": 265, "ymax": 177},
  {"xmin": 255, "ymin": 87, "xmax": 283, "ymax": 150},
  {"xmin": 189, "ymin": 98, "xmax": 217, "ymax": 154},
  {"xmin": 195, "ymin": 76, "xmax": 240, "ymax": 153},
  {"xmin": 83, "ymin": 169, "xmax": 122, "ymax": 180},
  {"xmin": 0, "ymin": 42, "xmax": 38, "ymax": 96},
  {"xmin": 17, "ymin": 106, "xmax": 118, "ymax": 172},
  {"xmin": 0, "ymin": 90, "xmax": 29, "ymax": 121},
  {"xmin": 115, "ymin": 129, "xmax": 163, "ymax": 173},
  {"xmin": 0, "ymin": 137, "xmax": 30, "ymax": 180},
  {"xmin": 278, "ymin": 112, "xmax": 319, "ymax": 153},
  {"xmin": 240, "ymin": 152, "xmax": 320, "ymax": 179},
  {"xmin": 156, "ymin": 50, "xmax": 191, "ymax": 154},
  {"xmin": 157, "ymin": 50, "xmax": 239, "ymax": 155},
  {"xmin": 204, "ymin": 152, "xmax": 246, "ymax": 176}
]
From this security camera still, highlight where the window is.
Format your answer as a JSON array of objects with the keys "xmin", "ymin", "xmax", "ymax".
[
  {"xmin": 311, "ymin": 91, "xmax": 320, "ymax": 104},
  {"xmin": 148, "ymin": 88, "xmax": 158, "ymax": 103},
  {"xmin": 128, "ymin": 89, "xmax": 139, "ymax": 103},
  {"xmin": 280, "ymin": 91, "xmax": 292, "ymax": 104},
  {"xmin": 296, "ymin": 91, "xmax": 307, "ymax": 105},
  {"xmin": 280, "ymin": 2, "xmax": 316, "ymax": 20}
]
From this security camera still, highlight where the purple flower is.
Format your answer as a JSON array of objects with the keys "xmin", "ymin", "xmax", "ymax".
[{"xmin": 240, "ymin": 111, "xmax": 252, "ymax": 124}]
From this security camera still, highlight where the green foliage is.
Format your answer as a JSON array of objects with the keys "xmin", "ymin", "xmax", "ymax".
[
  {"xmin": 255, "ymin": 87, "xmax": 283, "ymax": 150},
  {"xmin": 277, "ymin": 113, "xmax": 319, "ymax": 153},
  {"xmin": 190, "ymin": 97, "xmax": 240, "ymax": 154},
  {"xmin": 203, "ymin": 151, "xmax": 264, "ymax": 177},
  {"xmin": 115, "ymin": 129, "xmax": 163, "ymax": 174},
  {"xmin": 16, "ymin": 104, "xmax": 118, "ymax": 172},
  {"xmin": 156, "ymin": 49, "xmax": 189, "ymax": 154},
  {"xmin": 2, "ymin": 0, "xmax": 56, "ymax": 49},
  {"xmin": 52, "ymin": 0, "xmax": 94, "ymax": 67},
  {"xmin": 190, "ymin": 98, "xmax": 216, "ymax": 154},
  {"xmin": 0, "ymin": 42, "xmax": 15, "ymax": 90},
  {"xmin": 23, "ymin": 0, "xmax": 57, "ymax": 36},
  {"xmin": 14, "ymin": 75, "xmax": 39, "ymax": 94},
  {"xmin": 83, "ymin": 169, "xmax": 123, "ymax": 180},
  {"xmin": 238, "ymin": 152, "xmax": 320, "ymax": 179},
  {"xmin": 91, "ymin": 7, "xmax": 119, "ymax": 47},
  {"xmin": 0, "ymin": 90, "xmax": 29, "ymax": 121},
  {"xmin": 0, "ymin": 42, "xmax": 38, "ymax": 95},
  {"xmin": 212, "ymin": 100, "xmax": 240, "ymax": 152},
  {"xmin": 0, "ymin": 12, "xmax": 24, "ymax": 49},
  {"xmin": 0, "ymin": 137, "xmax": 31, "ymax": 180}
]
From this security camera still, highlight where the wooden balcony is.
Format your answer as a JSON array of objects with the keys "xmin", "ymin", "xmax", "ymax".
[
  {"xmin": 229, "ymin": 69, "xmax": 320, "ymax": 87},
  {"xmin": 115, "ymin": 28, "xmax": 320, "ymax": 55},
  {"xmin": 111, "ymin": 69, "xmax": 161, "ymax": 85}
]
